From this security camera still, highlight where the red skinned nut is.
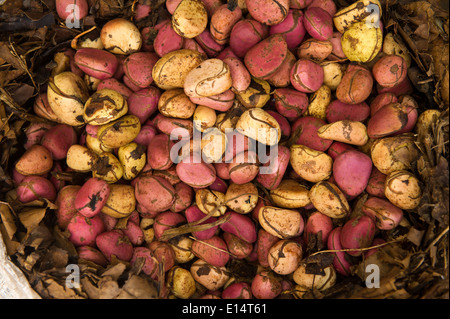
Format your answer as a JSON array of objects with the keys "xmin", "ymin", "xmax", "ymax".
[
  {"xmin": 220, "ymin": 211, "xmax": 257, "ymax": 243},
  {"xmin": 153, "ymin": 211, "xmax": 186, "ymax": 241},
  {"xmin": 185, "ymin": 205, "xmax": 218, "ymax": 240},
  {"xmin": 246, "ymin": 0, "xmax": 289, "ymax": 26},
  {"xmin": 327, "ymin": 227, "xmax": 352, "ymax": 276},
  {"xmin": 130, "ymin": 247, "xmax": 158, "ymax": 279},
  {"xmin": 75, "ymin": 178, "xmax": 110, "ymax": 218},
  {"xmin": 191, "ymin": 235, "xmax": 230, "ymax": 267},
  {"xmin": 362, "ymin": 197, "xmax": 404, "ymax": 230},
  {"xmin": 229, "ymin": 19, "xmax": 269, "ymax": 58},
  {"xmin": 74, "ymin": 48, "xmax": 118, "ymax": 80},
  {"xmin": 222, "ymin": 282, "xmax": 252, "ymax": 299},
  {"xmin": 251, "ymin": 270, "xmax": 282, "ymax": 299},
  {"xmin": 304, "ymin": 211, "xmax": 334, "ymax": 243},
  {"xmin": 68, "ymin": 214, "xmax": 105, "ymax": 247},
  {"xmin": 96, "ymin": 230, "xmax": 133, "ymax": 262},
  {"xmin": 56, "ymin": 185, "xmax": 81, "ymax": 230},
  {"xmin": 333, "ymin": 150, "xmax": 372, "ymax": 197},
  {"xmin": 77, "ymin": 246, "xmax": 108, "ymax": 267},
  {"xmin": 290, "ymin": 59, "xmax": 324, "ymax": 93},
  {"xmin": 340, "ymin": 215, "xmax": 376, "ymax": 256},
  {"xmin": 270, "ymin": 9, "xmax": 306, "ymax": 50},
  {"xmin": 17, "ymin": 175, "xmax": 57, "ymax": 203},
  {"xmin": 303, "ymin": 6, "xmax": 333, "ymax": 41}
]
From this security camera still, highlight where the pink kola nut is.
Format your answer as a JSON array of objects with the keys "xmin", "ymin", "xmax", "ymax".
[
  {"xmin": 222, "ymin": 57, "xmax": 251, "ymax": 92},
  {"xmin": 68, "ymin": 214, "xmax": 105, "ymax": 247},
  {"xmin": 17, "ymin": 175, "xmax": 57, "ymax": 203},
  {"xmin": 147, "ymin": 134, "xmax": 174, "ymax": 170},
  {"xmin": 149, "ymin": 241, "xmax": 176, "ymax": 272},
  {"xmin": 333, "ymin": 150, "xmax": 372, "ymax": 197},
  {"xmin": 303, "ymin": 6, "xmax": 333, "ymax": 41},
  {"xmin": 244, "ymin": 34, "xmax": 289, "ymax": 80},
  {"xmin": 55, "ymin": 185, "xmax": 81, "ymax": 230},
  {"xmin": 328, "ymin": 32, "xmax": 346, "ymax": 60},
  {"xmin": 266, "ymin": 111, "xmax": 291, "ymax": 138},
  {"xmin": 392, "ymin": 104, "xmax": 418, "ymax": 136},
  {"xmin": 153, "ymin": 211, "xmax": 186, "ymax": 240},
  {"xmin": 210, "ymin": 4, "xmax": 243, "ymax": 45},
  {"xmin": 97, "ymin": 78, "xmax": 133, "ymax": 99},
  {"xmin": 376, "ymin": 75, "xmax": 414, "ymax": 96},
  {"xmin": 77, "ymin": 246, "xmax": 108, "ymax": 267},
  {"xmin": 74, "ymin": 48, "xmax": 119, "ymax": 80},
  {"xmin": 327, "ymin": 227, "xmax": 352, "ymax": 276},
  {"xmin": 191, "ymin": 235, "xmax": 230, "ymax": 267},
  {"xmin": 340, "ymin": 215, "xmax": 376, "ymax": 257},
  {"xmin": 362, "ymin": 197, "xmax": 404, "ymax": 230},
  {"xmin": 183, "ymin": 38, "xmax": 207, "ymax": 56},
  {"xmin": 308, "ymin": 0, "xmax": 337, "ymax": 16},
  {"xmin": 185, "ymin": 205, "xmax": 218, "ymax": 240},
  {"xmin": 123, "ymin": 52, "xmax": 159, "ymax": 88},
  {"xmin": 189, "ymin": 90, "xmax": 235, "ymax": 112},
  {"xmin": 246, "ymin": 0, "xmax": 290, "ymax": 26},
  {"xmin": 366, "ymin": 167, "xmax": 387, "ymax": 198},
  {"xmin": 96, "ymin": 230, "xmax": 133, "ymax": 262},
  {"xmin": 273, "ymin": 88, "xmax": 309, "ymax": 119},
  {"xmin": 24, "ymin": 122, "xmax": 52, "ymax": 150},
  {"xmin": 215, "ymin": 162, "xmax": 231, "ymax": 180},
  {"xmin": 325, "ymin": 100, "xmax": 370, "ymax": 123},
  {"xmin": 269, "ymin": 9, "xmax": 307, "ymax": 50},
  {"xmin": 228, "ymin": 151, "xmax": 259, "ymax": 185},
  {"xmin": 175, "ymin": 153, "xmax": 217, "ymax": 188},
  {"xmin": 256, "ymin": 229, "xmax": 280, "ymax": 267},
  {"xmin": 372, "ymin": 55, "xmax": 408, "ymax": 88},
  {"xmin": 130, "ymin": 247, "xmax": 158, "ymax": 279},
  {"xmin": 134, "ymin": 4, "xmax": 151, "ymax": 21},
  {"xmin": 208, "ymin": 176, "xmax": 228, "ymax": 193},
  {"xmin": 166, "ymin": 0, "xmax": 183, "ymax": 14},
  {"xmin": 75, "ymin": 178, "xmax": 110, "ymax": 218},
  {"xmin": 41, "ymin": 124, "xmax": 77, "ymax": 160},
  {"xmin": 229, "ymin": 19, "xmax": 269, "ymax": 58},
  {"xmin": 367, "ymin": 103, "xmax": 409, "ymax": 139},
  {"xmin": 219, "ymin": 211, "xmax": 257, "ymax": 243},
  {"xmin": 290, "ymin": 59, "xmax": 324, "ymax": 93},
  {"xmin": 222, "ymin": 282, "xmax": 252, "ymax": 299},
  {"xmin": 195, "ymin": 29, "xmax": 225, "ymax": 58},
  {"xmin": 123, "ymin": 75, "xmax": 142, "ymax": 92},
  {"xmin": 256, "ymin": 145, "xmax": 290, "ymax": 190},
  {"xmin": 223, "ymin": 232, "xmax": 253, "ymax": 259},
  {"xmin": 224, "ymin": 132, "xmax": 250, "ymax": 162},
  {"xmin": 251, "ymin": 271, "xmax": 282, "ymax": 299},
  {"xmin": 216, "ymin": 46, "xmax": 239, "ymax": 60},
  {"xmin": 370, "ymin": 93, "xmax": 398, "ymax": 116},
  {"xmin": 304, "ymin": 211, "xmax": 333, "ymax": 243},
  {"xmin": 98, "ymin": 212, "xmax": 118, "ymax": 231},
  {"xmin": 154, "ymin": 21, "xmax": 184, "ymax": 57},
  {"xmin": 134, "ymin": 175, "xmax": 176, "ymax": 213},
  {"xmin": 170, "ymin": 182, "xmax": 194, "ymax": 213},
  {"xmin": 123, "ymin": 220, "xmax": 145, "ymax": 246},
  {"xmin": 133, "ymin": 123, "xmax": 157, "ymax": 147},
  {"xmin": 290, "ymin": 116, "xmax": 333, "ymax": 152},
  {"xmin": 55, "ymin": 0, "xmax": 88, "ymax": 20},
  {"xmin": 327, "ymin": 141, "xmax": 355, "ymax": 160}
]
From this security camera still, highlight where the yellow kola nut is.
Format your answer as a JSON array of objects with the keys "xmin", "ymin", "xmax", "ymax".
[
  {"xmin": 235, "ymin": 108, "xmax": 281, "ymax": 146},
  {"xmin": 66, "ymin": 144, "xmax": 98, "ymax": 172},
  {"xmin": 333, "ymin": 0, "xmax": 383, "ymax": 33},
  {"xmin": 305, "ymin": 85, "xmax": 332, "ymax": 120},
  {"xmin": 293, "ymin": 264, "xmax": 337, "ymax": 291},
  {"xmin": 172, "ymin": 0, "xmax": 208, "ymax": 39},
  {"xmin": 167, "ymin": 266, "xmax": 197, "ymax": 299},
  {"xmin": 189, "ymin": 259, "xmax": 230, "ymax": 291},
  {"xmin": 97, "ymin": 115, "xmax": 141, "ymax": 149},
  {"xmin": 83, "ymin": 88, "xmax": 128, "ymax": 125},
  {"xmin": 309, "ymin": 181, "xmax": 350, "ymax": 219},
  {"xmin": 317, "ymin": 120, "xmax": 369, "ymax": 146},
  {"xmin": 289, "ymin": 145, "xmax": 333, "ymax": 183},
  {"xmin": 101, "ymin": 184, "xmax": 136, "ymax": 218},
  {"xmin": 258, "ymin": 206, "xmax": 303, "ymax": 239},
  {"xmin": 195, "ymin": 188, "xmax": 227, "ymax": 217},
  {"xmin": 270, "ymin": 179, "xmax": 311, "ymax": 209},
  {"xmin": 100, "ymin": 18, "xmax": 142, "ymax": 55},
  {"xmin": 118, "ymin": 142, "xmax": 147, "ymax": 180},
  {"xmin": 92, "ymin": 152, "xmax": 124, "ymax": 183},
  {"xmin": 169, "ymin": 236, "xmax": 195, "ymax": 263},
  {"xmin": 384, "ymin": 170, "xmax": 422, "ymax": 210},
  {"xmin": 341, "ymin": 21, "xmax": 383, "ymax": 63}
]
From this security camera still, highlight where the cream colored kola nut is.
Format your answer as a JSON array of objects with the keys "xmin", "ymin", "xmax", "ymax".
[
  {"xmin": 190, "ymin": 259, "xmax": 230, "ymax": 291},
  {"xmin": 333, "ymin": 0, "xmax": 382, "ymax": 33},
  {"xmin": 321, "ymin": 61, "xmax": 343, "ymax": 90},
  {"xmin": 169, "ymin": 236, "xmax": 195, "ymax": 263},
  {"xmin": 100, "ymin": 18, "xmax": 142, "ymax": 55},
  {"xmin": 92, "ymin": 152, "xmax": 124, "ymax": 183},
  {"xmin": 225, "ymin": 182, "xmax": 259, "ymax": 214},
  {"xmin": 66, "ymin": 144, "xmax": 98, "ymax": 172},
  {"xmin": 85, "ymin": 134, "xmax": 113, "ymax": 154},
  {"xmin": 97, "ymin": 115, "xmax": 141, "ymax": 149},
  {"xmin": 193, "ymin": 105, "xmax": 217, "ymax": 132},
  {"xmin": 184, "ymin": 59, "xmax": 232, "ymax": 98},
  {"xmin": 118, "ymin": 142, "xmax": 147, "ymax": 180},
  {"xmin": 152, "ymin": 49, "xmax": 206, "ymax": 90},
  {"xmin": 83, "ymin": 88, "xmax": 128, "ymax": 125},
  {"xmin": 195, "ymin": 188, "xmax": 227, "ymax": 217},
  {"xmin": 258, "ymin": 206, "xmax": 304, "ymax": 239},
  {"xmin": 101, "ymin": 184, "xmax": 136, "ymax": 218},
  {"xmin": 47, "ymin": 71, "xmax": 89, "ymax": 126},
  {"xmin": 341, "ymin": 21, "xmax": 383, "ymax": 63},
  {"xmin": 167, "ymin": 266, "xmax": 197, "ymax": 299},
  {"xmin": 289, "ymin": 145, "xmax": 333, "ymax": 183},
  {"xmin": 270, "ymin": 179, "xmax": 311, "ymax": 209},
  {"xmin": 317, "ymin": 120, "xmax": 369, "ymax": 146},
  {"xmin": 384, "ymin": 170, "xmax": 422, "ymax": 210},
  {"xmin": 293, "ymin": 263, "xmax": 337, "ymax": 291},
  {"xmin": 158, "ymin": 89, "xmax": 196, "ymax": 119},
  {"xmin": 172, "ymin": 0, "xmax": 208, "ymax": 38},
  {"xmin": 306, "ymin": 85, "xmax": 332, "ymax": 120},
  {"xmin": 309, "ymin": 181, "xmax": 350, "ymax": 218},
  {"xmin": 201, "ymin": 128, "xmax": 227, "ymax": 163},
  {"xmin": 235, "ymin": 108, "xmax": 281, "ymax": 146}
]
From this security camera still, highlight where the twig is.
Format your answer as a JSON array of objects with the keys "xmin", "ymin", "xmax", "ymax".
[
  {"xmin": 308, "ymin": 237, "xmax": 404, "ymax": 257},
  {"xmin": 188, "ymin": 235, "xmax": 238, "ymax": 258},
  {"xmin": 426, "ymin": 226, "xmax": 449, "ymax": 252}
]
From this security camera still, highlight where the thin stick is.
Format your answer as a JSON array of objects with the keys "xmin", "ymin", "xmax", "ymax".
[
  {"xmin": 308, "ymin": 237, "xmax": 404, "ymax": 257},
  {"xmin": 188, "ymin": 235, "xmax": 238, "ymax": 258},
  {"xmin": 426, "ymin": 226, "xmax": 449, "ymax": 252}
]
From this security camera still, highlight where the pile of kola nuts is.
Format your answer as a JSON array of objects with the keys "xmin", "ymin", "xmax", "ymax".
[{"xmin": 13, "ymin": 0, "xmax": 435, "ymax": 299}]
